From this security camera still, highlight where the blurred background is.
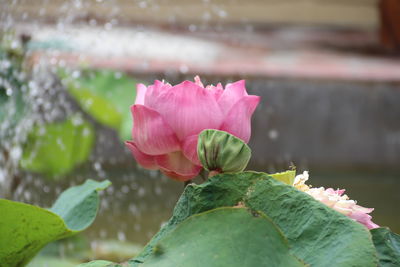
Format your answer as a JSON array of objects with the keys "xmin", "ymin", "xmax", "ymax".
[{"xmin": 1, "ymin": 0, "xmax": 400, "ymax": 265}]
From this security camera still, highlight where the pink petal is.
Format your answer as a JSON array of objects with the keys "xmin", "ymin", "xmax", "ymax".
[
  {"xmin": 353, "ymin": 205, "xmax": 374, "ymax": 214},
  {"xmin": 182, "ymin": 134, "xmax": 201, "ymax": 166},
  {"xmin": 125, "ymin": 141, "xmax": 158, "ymax": 170},
  {"xmin": 325, "ymin": 188, "xmax": 336, "ymax": 194},
  {"xmin": 144, "ymin": 80, "xmax": 172, "ymax": 106},
  {"xmin": 155, "ymin": 151, "xmax": 202, "ymax": 181},
  {"xmin": 206, "ymin": 83, "xmax": 224, "ymax": 101},
  {"xmin": 365, "ymin": 221, "xmax": 380, "ymax": 229},
  {"xmin": 194, "ymin": 75, "xmax": 204, "ymax": 87},
  {"xmin": 131, "ymin": 105, "xmax": 181, "ymax": 155},
  {"xmin": 218, "ymin": 80, "xmax": 248, "ymax": 116},
  {"xmin": 350, "ymin": 210, "xmax": 379, "ymax": 229},
  {"xmin": 146, "ymin": 80, "xmax": 223, "ymax": 140},
  {"xmin": 220, "ymin": 95, "xmax": 260, "ymax": 143},
  {"xmin": 135, "ymin": 83, "xmax": 147, "ymax": 105},
  {"xmin": 336, "ymin": 189, "xmax": 346, "ymax": 196},
  {"xmin": 160, "ymin": 170, "xmax": 197, "ymax": 182}
]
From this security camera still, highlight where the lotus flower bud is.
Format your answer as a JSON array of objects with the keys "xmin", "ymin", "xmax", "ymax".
[
  {"xmin": 197, "ymin": 129, "xmax": 251, "ymax": 174},
  {"xmin": 125, "ymin": 76, "xmax": 260, "ymax": 182}
]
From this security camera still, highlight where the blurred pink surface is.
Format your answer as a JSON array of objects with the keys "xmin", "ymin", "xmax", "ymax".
[{"xmin": 26, "ymin": 26, "xmax": 400, "ymax": 81}]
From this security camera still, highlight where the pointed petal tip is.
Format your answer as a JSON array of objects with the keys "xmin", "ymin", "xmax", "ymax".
[
  {"xmin": 220, "ymin": 95, "xmax": 260, "ymax": 143},
  {"xmin": 135, "ymin": 84, "xmax": 147, "ymax": 105},
  {"xmin": 137, "ymin": 83, "xmax": 147, "ymax": 89},
  {"xmin": 194, "ymin": 75, "xmax": 204, "ymax": 87}
]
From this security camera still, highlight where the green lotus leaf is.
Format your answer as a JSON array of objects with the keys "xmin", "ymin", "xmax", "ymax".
[
  {"xmin": 371, "ymin": 227, "xmax": 400, "ymax": 267},
  {"xmin": 60, "ymin": 69, "xmax": 138, "ymax": 141},
  {"xmin": 76, "ymin": 260, "xmax": 121, "ymax": 267},
  {"xmin": 269, "ymin": 170, "xmax": 296, "ymax": 185},
  {"xmin": 244, "ymin": 177, "xmax": 377, "ymax": 267},
  {"xmin": 20, "ymin": 115, "xmax": 94, "ymax": 177},
  {"xmin": 0, "ymin": 179, "xmax": 110, "ymax": 267},
  {"xmin": 131, "ymin": 172, "xmax": 377, "ymax": 267},
  {"xmin": 142, "ymin": 208, "xmax": 304, "ymax": 267}
]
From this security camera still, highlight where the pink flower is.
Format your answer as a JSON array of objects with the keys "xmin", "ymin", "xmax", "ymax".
[
  {"xmin": 293, "ymin": 171, "xmax": 379, "ymax": 229},
  {"xmin": 125, "ymin": 76, "xmax": 260, "ymax": 181}
]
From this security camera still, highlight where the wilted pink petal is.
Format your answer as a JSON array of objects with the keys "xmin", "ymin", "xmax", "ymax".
[
  {"xmin": 350, "ymin": 210, "xmax": 380, "ymax": 229},
  {"xmin": 336, "ymin": 189, "xmax": 346, "ymax": 196},
  {"xmin": 218, "ymin": 80, "xmax": 247, "ymax": 115},
  {"xmin": 220, "ymin": 95, "xmax": 260, "ymax": 143},
  {"xmin": 135, "ymin": 83, "xmax": 147, "ymax": 105},
  {"xmin": 155, "ymin": 151, "xmax": 202, "ymax": 181},
  {"xmin": 131, "ymin": 105, "xmax": 180, "ymax": 155},
  {"xmin": 125, "ymin": 141, "xmax": 158, "ymax": 170},
  {"xmin": 353, "ymin": 205, "xmax": 374, "ymax": 214},
  {"xmin": 293, "ymin": 171, "xmax": 379, "ymax": 229},
  {"xmin": 146, "ymin": 81, "xmax": 223, "ymax": 140},
  {"xmin": 182, "ymin": 134, "xmax": 201, "ymax": 166}
]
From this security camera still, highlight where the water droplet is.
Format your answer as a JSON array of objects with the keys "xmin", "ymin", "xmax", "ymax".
[
  {"xmin": 121, "ymin": 185, "xmax": 130, "ymax": 193},
  {"xmin": 104, "ymin": 22, "xmax": 112, "ymax": 30},
  {"xmin": 94, "ymin": 162, "xmax": 102, "ymax": 171},
  {"xmin": 5, "ymin": 88, "xmax": 12, "ymax": 96},
  {"xmin": 217, "ymin": 9, "xmax": 227, "ymax": 18},
  {"xmin": 117, "ymin": 231, "xmax": 126, "ymax": 241},
  {"xmin": 137, "ymin": 187, "xmax": 146, "ymax": 197},
  {"xmin": 179, "ymin": 64, "xmax": 189, "ymax": 74},
  {"xmin": 89, "ymin": 19, "xmax": 97, "ymax": 26},
  {"xmin": 269, "ymin": 129, "xmax": 279, "ymax": 140},
  {"xmin": 72, "ymin": 70, "xmax": 80, "ymax": 78},
  {"xmin": 138, "ymin": 1, "xmax": 147, "ymax": 8},
  {"xmin": 10, "ymin": 146, "xmax": 22, "ymax": 161},
  {"xmin": 114, "ymin": 72, "xmax": 122, "ymax": 79},
  {"xmin": 188, "ymin": 24, "xmax": 197, "ymax": 32},
  {"xmin": 202, "ymin": 12, "xmax": 211, "ymax": 21},
  {"xmin": 0, "ymin": 169, "xmax": 6, "ymax": 184},
  {"xmin": 56, "ymin": 138, "xmax": 66, "ymax": 150},
  {"xmin": 43, "ymin": 185, "xmax": 50, "ymax": 193}
]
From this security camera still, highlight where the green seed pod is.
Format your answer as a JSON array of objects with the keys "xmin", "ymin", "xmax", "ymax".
[{"xmin": 197, "ymin": 129, "xmax": 251, "ymax": 173}]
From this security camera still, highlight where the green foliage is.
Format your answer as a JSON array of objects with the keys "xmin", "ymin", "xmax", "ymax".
[
  {"xmin": 60, "ymin": 69, "xmax": 138, "ymax": 140},
  {"xmin": 27, "ymin": 256, "xmax": 80, "ymax": 267},
  {"xmin": 50, "ymin": 179, "xmax": 111, "ymax": 230},
  {"xmin": 76, "ymin": 260, "xmax": 120, "ymax": 267},
  {"xmin": 20, "ymin": 115, "xmax": 94, "ymax": 177},
  {"xmin": 197, "ymin": 129, "xmax": 251, "ymax": 173},
  {"xmin": 371, "ymin": 227, "xmax": 400, "ymax": 267},
  {"xmin": 130, "ymin": 172, "xmax": 268, "ymax": 265},
  {"xmin": 142, "ymin": 208, "xmax": 304, "ymax": 267},
  {"xmin": 0, "ymin": 41, "xmax": 28, "ymax": 139},
  {"xmin": 0, "ymin": 179, "xmax": 110, "ymax": 267},
  {"xmin": 244, "ymin": 177, "xmax": 377, "ymax": 267},
  {"xmin": 129, "ymin": 171, "xmax": 378, "ymax": 267}
]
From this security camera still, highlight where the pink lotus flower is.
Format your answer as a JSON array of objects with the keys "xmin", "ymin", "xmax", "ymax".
[
  {"xmin": 293, "ymin": 171, "xmax": 379, "ymax": 229},
  {"xmin": 125, "ymin": 76, "xmax": 260, "ymax": 181}
]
